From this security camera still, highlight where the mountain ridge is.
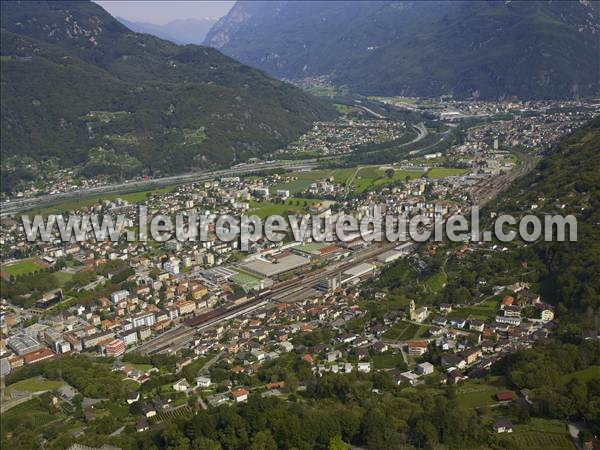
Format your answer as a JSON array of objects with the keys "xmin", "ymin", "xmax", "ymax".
[
  {"xmin": 205, "ymin": 0, "xmax": 600, "ymax": 99},
  {"xmin": 116, "ymin": 16, "xmax": 217, "ymax": 45},
  {"xmin": 0, "ymin": 1, "xmax": 335, "ymax": 191}
]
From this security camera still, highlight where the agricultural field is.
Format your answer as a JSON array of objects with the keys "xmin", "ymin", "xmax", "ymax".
[
  {"xmin": 270, "ymin": 168, "xmax": 350, "ymax": 194},
  {"xmin": 424, "ymin": 270, "xmax": 447, "ymax": 293},
  {"xmin": 302, "ymin": 84, "xmax": 339, "ymax": 97},
  {"xmin": 123, "ymin": 363, "xmax": 153, "ymax": 373},
  {"xmin": 1, "ymin": 258, "xmax": 45, "ymax": 277},
  {"xmin": 154, "ymin": 405, "xmax": 194, "ymax": 423},
  {"xmin": 383, "ymin": 321, "xmax": 429, "ymax": 341},
  {"xmin": 181, "ymin": 128, "xmax": 207, "ymax": 146},
  {"xmin": 504, "ymin": 419, "xmax": 575, "ymax": 450},
  {"xmin": 267, "ymin": 164, "xmax": 461, "ymax": 195},
  {"xmin": 366, "ymin": 295, "xmax": 412, "ymax": 312},
  {"xmin": 5, "ymin": 377, "xmax": 64, "ymax": 396},
  {"xmin": 447, "ymin": 297, "xmax": 499, "ymax": 322},
  {"xmin": 0, "ymin": 397, "xmax": 62, "ymax": 448},
  {"xmin": 334, "ymin": 103, "xmax": 357, "ymax": 114},
  {"xmin": 369, "ymin": 96, "xmax": 418, "ymax": 106}
]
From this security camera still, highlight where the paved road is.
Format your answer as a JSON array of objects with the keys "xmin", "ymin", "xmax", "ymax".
[
  {"xmin": 1, "ymin": 160, "xmax": 322, "ymax": 217},
  {"xmin": 356, "ymin": 105, "xmax": 387, "ymax": 119},
  {"xmin": 199, "ymin": 351, "xmax": 223, "ymax": 375}
]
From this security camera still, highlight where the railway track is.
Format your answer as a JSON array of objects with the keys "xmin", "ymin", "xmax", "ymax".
[{"xmin": 133, "ymin": 242, "xmax": 397, "ymax": 354}]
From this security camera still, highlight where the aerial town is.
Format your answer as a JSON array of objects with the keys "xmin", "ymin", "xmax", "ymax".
[
  {"xmin": 0, "ymin": 97, "xmax": 598, "ymax": 447},
  {"xmin": 3, "ymin": 0, "xmax": 600, "ymax": 448}
]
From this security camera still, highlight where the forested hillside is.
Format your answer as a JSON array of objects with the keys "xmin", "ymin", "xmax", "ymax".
[
  {"xmin": 444, "ymin": 117, "xmax": 600, "ymax": 313},
  {"xmin": 0, "ymin": 1, "xmax": 335, "ymax": 189}
]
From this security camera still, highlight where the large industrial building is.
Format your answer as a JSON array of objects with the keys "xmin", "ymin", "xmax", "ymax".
[
  {"xmin": 240, "ymin": 254, "xmax": 310, "ymax": 278},
  {"xmin": 341, "ymin": 263, "xmax": 376, "ymax": 285}
]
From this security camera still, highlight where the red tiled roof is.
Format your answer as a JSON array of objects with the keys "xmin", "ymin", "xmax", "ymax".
[{"xmin": 496, "ymin": 391, "xmax": 514, "ymax": 401}]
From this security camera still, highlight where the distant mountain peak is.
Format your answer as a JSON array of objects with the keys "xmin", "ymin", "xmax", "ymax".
[
  {"xmin": 205, "ymin": 0, "xmax": 600, "ymax": 99},
  {"xmin": 117, "ymin": 16, "xmax": 218, "ymax": 45}
]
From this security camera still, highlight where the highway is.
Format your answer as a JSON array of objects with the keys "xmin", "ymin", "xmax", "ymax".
[
  {"xmin": 132, "ymin": 241, "xmax": 399, "ymax": 355},
  {"xmin": 0, "ymin": 159, "xmax": 323, "ymax": 217}
]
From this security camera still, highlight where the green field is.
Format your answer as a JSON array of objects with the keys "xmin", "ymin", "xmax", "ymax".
[
  {"xmin": 352, "ymin": 167, "xmax": 424, "ymax": 193},
  {"xmin": 5, "ymin": 378, "xmax": 64, "ymax": 395},
  {"xmin": 369, "ymin": 96, "xmax": 418, "ymax": 106},
  {"xmin": 334, "ymin": 103, "xmax": 355, "ymax": 114},
  {"xmin": 154, "ymin": 405, "xmax": 194, "ymax": 423},
  {"xmin": 505, "ymin": 419, "xmax": 575, "ymax": 450},
  {"xmin": 562, "ymin": 365, "xmax": 600, "ymax": 384},
  {"xmin": 371, "ymin": 352, "xmax": 405, "ymax": 369},
  {"xmin": 271, "ymin": 168, "xmax": 352, "ymax": 194},
  {"xmin": 27, "ymin": 186, "xmax": 175, "ymax": 215},
  {"xmin": 427, "ymin": 167, "xmax": 469, "ymax": 178},
  {"xmin": 270, "ymin": 166, "xmax": 424, "ymax": 195},
  {"xmin": 303, "ymin": 85, "xmax": 339, "ymax": 97},
  {"xmin": 350, "ymin": 166, "xmax": 464, "ymax": 193},
  {"xmin": 248, "ymin": 197, "xmax": 323, "ymax": 219},
  {"xmin": 448, "ymin": 297, "xmax": 499, "ymax": 322},
  {"xmin": 124, "ymin": 363, "xmax": 153, "ymax": 373},
  {"xmin": 1, "ymin": 259, "xmax": 44, "ymax": 277},
  {"xmin": 383, "ymin": 321, "xmax": 429, "ymax": 341},
  {"xmin": 53, "ymin": 271, "xmax": 74, "ymax": 287},
  {"xmin": 424, "ymin": 270, "xmax": 447, "ymax": 293},
  {"xmin": 1, "ymin": 397, "xmax": 60, "ymax": 444},
  {"xmin": 232, "ymin": 270, "xmax": 264, "ymax": 291},
  {"xmin": 456, "ymin": 381, "xmax": 510, "ymax": 408}
]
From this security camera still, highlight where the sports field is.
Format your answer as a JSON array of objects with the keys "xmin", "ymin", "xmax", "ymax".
[{"xmin": 1, "ymin": 258, "xmax": 45, "ymax": 277}]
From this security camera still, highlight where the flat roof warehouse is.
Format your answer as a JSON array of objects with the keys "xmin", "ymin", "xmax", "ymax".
[{"xmin": 240, "ymin": 254, "xmax": 310, "ymax": 278}]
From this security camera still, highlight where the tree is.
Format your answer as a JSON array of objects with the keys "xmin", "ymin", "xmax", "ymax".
[
  {"xmin": 250, "ymin": 431, "xmax": 277, "ymax": 450},
  {"xmin": 286, "ymin": 372, "xmax": 299, "ymax": 393},
  {"xmin": 385, "ymin": 168, "xmax": 395, "ymax": 178},
  {"xmin": 413, "ymin": 419, "xmax": 438, "ymax": 449},
  {"xmin": 579, "ymin": 429, "xmax": 594, "ymax": 444},
  {"xmin": 328, "ymin": 435, "xmax": 348, "ymax": 450},
  {"xmin": 192, "ymin": 437, "xmax": 221, "ymax": 450}
]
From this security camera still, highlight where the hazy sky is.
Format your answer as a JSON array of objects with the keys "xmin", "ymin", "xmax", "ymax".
[{"xmin": 95, "ymin": 1, "xmax": 235, "ymax": 25}]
